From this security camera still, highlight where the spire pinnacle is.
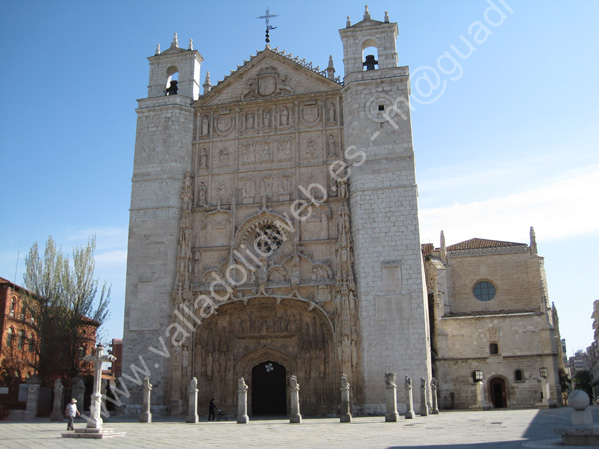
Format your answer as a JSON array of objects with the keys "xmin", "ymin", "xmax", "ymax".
[
  {"xmin": 327, "ymin": 55, "xmax": 335, "ymax": 80},
  {"xmin": 384, "ymin": 11, "xmax": 389, "ymax": 23},
  {"xmin": 440, "ymin": 230, "xmax": 447, "ymax": 262},
  {"xmin": 530, "ymin": 226, "xmax": 538, "ymax": 255},
  {"xmin": 155, "ymin": 44, "xmax": 161, "ymax": 55},
  {"xmin": 364, "ymin": 5, "xmax": 371, "ymax": 20},
  {"xmin": 346, "ymin": 16, "xmax": 351, "ymax": 27},
  {"xmin": 171, "ymin": 32, "xmax": 179, "ymax": 49},
  {"xmin": 188, "ymin": 38, "xmax": 193, "ymax": 50},
  {"xmin": 203, "ymin": 71, "xmax": 212, "ymax": 94}
]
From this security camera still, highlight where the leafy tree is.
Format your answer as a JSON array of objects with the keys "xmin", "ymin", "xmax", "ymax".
[
  {"xmin": 21, "ymin": 235, "xmax": 110, "ymax": 384},
  {"xmin": 572, "ymin": 370, "xmax": 592, "ymax": 399}
]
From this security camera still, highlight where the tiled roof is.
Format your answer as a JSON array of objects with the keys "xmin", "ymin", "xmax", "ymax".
[{"xmin": 446, "ymin": 238, "xmax": 527, "ymax": 252}]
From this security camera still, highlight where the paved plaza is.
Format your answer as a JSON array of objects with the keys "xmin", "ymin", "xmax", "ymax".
[{"xmin": 0, "ymin": 406, "xmax": 597, "ymax": 449}]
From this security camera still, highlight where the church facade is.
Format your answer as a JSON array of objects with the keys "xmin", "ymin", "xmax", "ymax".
[
  {"xmin": 122, "ymin": 6, "xmax": 563, "ymax": 417},
  {"xmin": 123, "ymin": 7, "xmax": 431, "ymax": 417}
]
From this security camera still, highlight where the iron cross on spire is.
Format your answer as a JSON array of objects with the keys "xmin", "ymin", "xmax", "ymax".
[{"xmin": 257, "ymin": 7, "xmax": 278, "ymax": 44}]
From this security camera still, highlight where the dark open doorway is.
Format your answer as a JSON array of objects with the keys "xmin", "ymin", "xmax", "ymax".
[
  {"xmin": 251, "ymin": 361, "xmax": 286, "ymax": 416},
  {"xmin": 489, "ymin": 377, "xmax": 507, "ymax": 408}
]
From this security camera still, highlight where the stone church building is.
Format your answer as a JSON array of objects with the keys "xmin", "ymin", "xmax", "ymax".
[{"xmin": 122, "ymin": 7, "xmax": 562, "ymax": 416}]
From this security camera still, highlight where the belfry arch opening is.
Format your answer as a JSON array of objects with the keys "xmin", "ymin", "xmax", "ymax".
[
  {"xmin": 165, "ymin": 66, "xmax": 179, "ymax": 95},
  {"xmin": 362, "ymin": 43, "xmax": 379, "ymax": 71}
]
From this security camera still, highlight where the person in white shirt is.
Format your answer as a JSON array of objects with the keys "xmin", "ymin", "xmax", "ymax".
[{"xmin": 64, "ymin": 398, "xmax": 80, "ymax": 431}]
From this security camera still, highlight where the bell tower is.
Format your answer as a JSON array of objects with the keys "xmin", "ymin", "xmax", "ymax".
[
  {"xmin": 340, "ymin": 7, "xmax": 432, "ymax": 414},
  {"xmin": 123, "ymin": 33, "xmax": 202, "ymax": 411}
]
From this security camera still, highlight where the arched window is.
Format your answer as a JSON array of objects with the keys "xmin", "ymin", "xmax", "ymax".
[
  {"xmin": 9, "ymin": 298, "xmax": 16, "ymax": 317},
  {"xmin": 18, "ymin": 330, "xmax": 25, "ymax": 350},
  {"xmin": 19, "ymin": 305, "xmax": 25, "ymax": 321},
  {"xmin": 6, "ymin": 327, "xmax": 14, "ymax": 348},
  {"xmin": 514, "ymin": 369, "xmax": 524, "ymax": 382}
]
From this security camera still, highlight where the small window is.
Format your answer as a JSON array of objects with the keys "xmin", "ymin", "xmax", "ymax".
[
  {"xmin": 514, "ymin": 369, "xmax": 523, "ymax": 382},
  {"xmin": 18, "ymin": 330, "xmax": 25, "ymax": 350},
  {"xmin": 6, "ymin": 327, "xmax": 14, "ymax": 348},
  {"xmin": 28, "ymin": 334, "xmax": 34, "ymax": 353},
  {"xmin": 9, "ymin": 298, "xmax": 16, "ymax": 317},
  {"xmin": 378, "ymin": 104, "xmax": 385, "ymax": 111},
  {"xmin": 472, "ymin": 370, "xmax": 483, "ymax": 382},
  {"xmin": 489, "ymin": 343, "xmax": 499, "ymax": 354},
  {"xmin": 473, "ymin": 281, "xmax": 496, "ymax": 301}
]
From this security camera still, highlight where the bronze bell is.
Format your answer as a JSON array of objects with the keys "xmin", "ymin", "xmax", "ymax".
[{"xmin": 363, "ymin": 54, "xmax": 378, "ymax": 71}]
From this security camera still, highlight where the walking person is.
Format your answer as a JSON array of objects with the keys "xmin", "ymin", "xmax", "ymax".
[
  {"xmin": 208, "ymin": 398, "xmax": 216, "ymax": 421},
  {"xmin": 65, "ymin": 398, "xmax": 80, "ymax": 431}
]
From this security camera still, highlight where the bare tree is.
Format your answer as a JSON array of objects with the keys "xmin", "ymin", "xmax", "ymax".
[{"xmin": 21, "ymin": 235, "xmax": 110, "ymax": 383}]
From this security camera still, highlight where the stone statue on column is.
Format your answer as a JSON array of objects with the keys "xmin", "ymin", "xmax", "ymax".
[
  {"xmin": 139, "ymin": 376, "xmax": 152, "ymax": 423},
  {"xmin": 50, "ymin": 378, "xmax": 64, "ymax": 421},
  {"xmin": 339, "ymin": 374, "xmax": 352, "ymax": 423},
  {"xmin": 237, "ymin": 377, "xmax": 249, "ymax": 424},
  {"xmin": 420, "ymin": 377, "xmax": 429, "ymax": 416},
  {"xmin": 384, "ymin": 373, "xmax": 399, "ymax": 422},
  {"xmin": 186, "ymin": 377, "xmax": 199, "ymax": 423},
  {"xmin": 405, "ymin": 375, "xmax": 415, "ymax": 419},
  {"xmin": 289, "ymin": 375, "xmax": 302, "ymax": 423}
]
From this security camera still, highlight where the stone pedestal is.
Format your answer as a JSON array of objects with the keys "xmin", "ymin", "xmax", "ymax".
[
  {"xmin": 340, "ymin": 374, "xmax": 352, "ymax": 423},
  {"xmin": 405, "ymin": 376, "xmax": 415, "ymax": 419},
  {"xmin": 431, "ymin": 377, "xmax": 439, "ymax": 414},
  {"xmin": 140, "ymin": 377, "xmax": 152, "ymax": 423},
  {"xmin": 419, "ymin": 378, "xmax": 429, "ymax": 417},
  {"xmin": 25, "ymin": 375, "xmax": 41, "ymax": 419},
  {"xmin": 289, "ymin": 375, "xmax": 302, "ymax": 424},
  {"xmin": 555, "ymin": 391, "xmax": 599, "ymax": 446},
  {"xmin": 186, "ymin": 377, "xmax": 198, "ymax": 423},
  {"xmin": 237, "ymin": 378, "xmax": 249, "ymax": 424},
  {"xmin": 50, "ymin": 379, "xmax": 64, "ymax": 421},
  {"xmin": 385, "ymin": 373, "xmax": 399, "ymax": 422},
  {"xmin": 536, "ymin": 377, "xmax": 557, "ymax": 409}
]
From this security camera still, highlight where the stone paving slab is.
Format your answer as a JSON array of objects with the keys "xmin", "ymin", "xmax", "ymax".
[{"xmin": 0, "ymin": 407, "xmax": 597, "ymax": 449}]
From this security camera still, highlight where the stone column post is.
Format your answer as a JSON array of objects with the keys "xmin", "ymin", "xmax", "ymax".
[
  {"xmin": 340, "ymin": 374, "xmax": 352, "ymax": 423},
  {"xmin": 237, "ymin": 377, "xmax": 249, "ymax": 424},
  {"xmin": 385, "ymin": 373, "xmax": 399, "ymax": 422},
  {"xmin": 405, "ymin": 376, "xmax": 415, "ymax": 419},
  {"xmin": 50, "ymin": 379, "xmax": 64, "ymax": 421},
  {"xmin": 140, "ymin": 376, "xmax": 152, "ymax": 423},
  {"xmin": 186, "ymin": 377, "xmax": 198, "ymax": 423},
  {"xmin": 25, "ymin": 375, "xmax": 41, "ymax": 419},
  {"xmin": 419, "ymin": 377, "xmax": 429, "ymax": 416},
  {"xmin": 289, "ymin": 375, "xmax": 302, "ymax": 424},
  {"xmin": 431, "ymin": 377, "xmax": 439, "ymax": 414}
]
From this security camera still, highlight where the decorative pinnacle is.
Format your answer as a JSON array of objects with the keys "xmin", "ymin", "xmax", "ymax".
[
  {"xmin": 171, "ymin": 32, "xmax": 179, "ymax": 48},
  {"xmin": 188, "ymin": 38, "xmax": 193, "ymax": 50},
  {"xmin": 155, "ymin": 44, "xmax": 161, "ymax": 55},
  {"xmin": 384, "ymin": 11, "xmax": 389, "ymax": 22},
  {"xmin": 346, "ymin": 16, "xmax": 351, "ymax": 27},
  {"xmin": 364, "ymin": 5, "xmax": 371, "ymax": 20}
]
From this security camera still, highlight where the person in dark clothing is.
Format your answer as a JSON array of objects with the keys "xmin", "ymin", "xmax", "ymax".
[{"xmin": 209, "ymin": 399, "xmax": 216, "ymax": 421}]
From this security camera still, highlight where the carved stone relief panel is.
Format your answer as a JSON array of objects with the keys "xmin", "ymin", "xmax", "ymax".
[
  {"xmin": 214, "ymin": 109, "xmax": 235, "ymax": 137},
  {"xmin": 240, "ymin": 136, "xmax": 294, "ymax": 168},
  {"xmin": 195, "ymin": 176, "xmax": 209, "ymax": 207},
  {"xmin": 203, "ymin": 211, "xmax": 232, "ymax": 247},
  {"xmin": 212, "ymin": 142, "xmax": 235, "ymax": 170},
  {"xmin": 300, "ymin": 99, "xmax": 321, "ymax": 128},
  {"xmin": 211, "ymin": 174, "xmax": 234, "ymax": 204},
  {"xmin": 299, "ymin": 132, "xmax": 323, "ymax": 164}
]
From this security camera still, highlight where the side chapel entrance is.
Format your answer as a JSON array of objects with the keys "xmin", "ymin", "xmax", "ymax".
[{"xmin": 251, "ymin": 361, "xmax": 287, "ymax": 416}]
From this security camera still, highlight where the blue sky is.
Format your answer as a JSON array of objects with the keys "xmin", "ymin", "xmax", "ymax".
[{"xmin": 1, "ymin": 0, "xmax": 597, "ymax": 355}]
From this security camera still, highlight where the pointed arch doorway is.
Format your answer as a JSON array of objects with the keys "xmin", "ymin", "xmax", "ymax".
[{"xmin": 252, "ymin": 361, "xmax": 287, "ymax": 416}]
